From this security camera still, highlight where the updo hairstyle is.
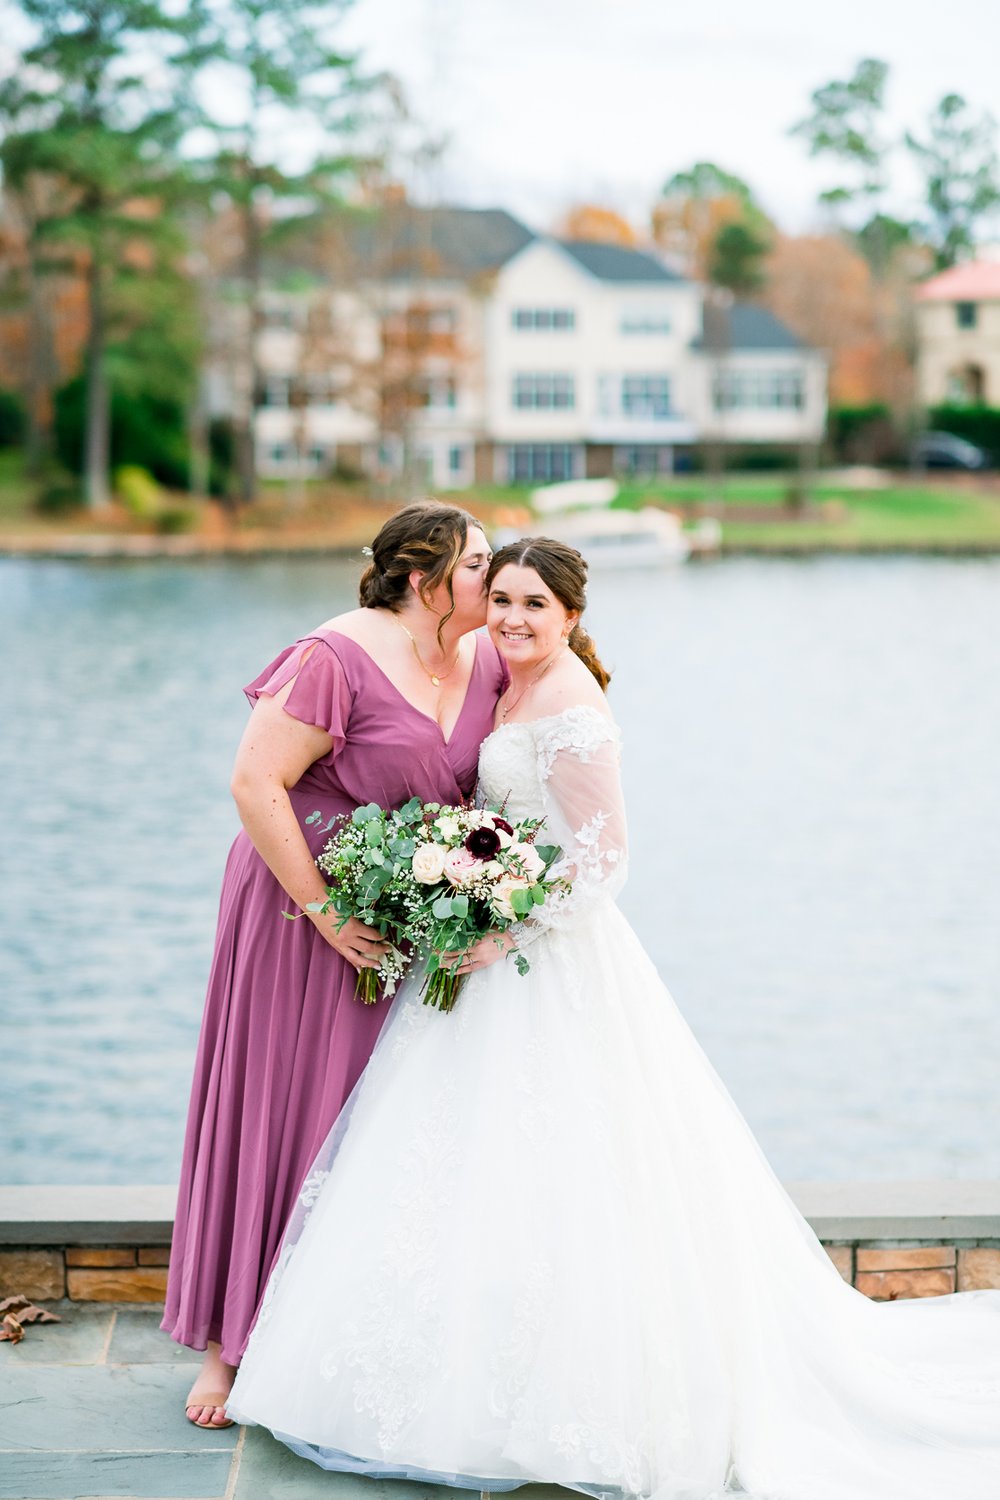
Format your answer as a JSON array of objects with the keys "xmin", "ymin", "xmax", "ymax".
[
  {"xmin": 359, "ymin": 501, "xmax": 478, "ymax": 638},
  {"xmin": 486, "ymin": 537, "xmax": 611, "ymax": 691}
]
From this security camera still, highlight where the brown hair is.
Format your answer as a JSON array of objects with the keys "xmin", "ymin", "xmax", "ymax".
[
  {"xmin": 486, "ymin": 537, "xmax": 611, "ymax": 691},
  {"xmin": 359, "ymin": 500, "xmax": 480, "ymax": 640}
]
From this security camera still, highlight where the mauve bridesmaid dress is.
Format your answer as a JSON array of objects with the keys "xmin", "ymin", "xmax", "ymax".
[{"xmin": 162, "ymin": 628, "xmax": 505, "ymax": 1364}]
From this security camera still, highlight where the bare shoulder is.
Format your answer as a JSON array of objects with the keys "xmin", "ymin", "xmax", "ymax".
[
  {"xmin": 530, "ymin": 653, "xmax": 615, "ymax": 724},
  {"xmin": 312, "ymin": 607, "xmax": 385, "ymax": 644}
]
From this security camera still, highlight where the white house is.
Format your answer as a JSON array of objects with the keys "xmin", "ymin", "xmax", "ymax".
[{"xmin": 241, "ymin": 206, "xmax": 827, "ymax": 490}]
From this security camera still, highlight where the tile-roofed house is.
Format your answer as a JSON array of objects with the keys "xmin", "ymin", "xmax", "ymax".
[{"xmin": 914, "ymin": 260, "xmax": 1000, "ymax": 406}]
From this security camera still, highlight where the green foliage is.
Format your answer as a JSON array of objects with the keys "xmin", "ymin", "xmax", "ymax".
[
  {"xmin": 661, "ymin": 161, "xmax": 762, "ymax": 209},
  {"xmin": 0, "ymin": 390, "xmax": 25, "ymax": 448},
  {"xmin": 34, "ymin": 475, "xmax": 83, "ymax": 514},
  {"xmin": 114, "ymin": 464, "xmax": 162, "ymax": 516},
  {"xmin": 54, "ymin": 377, "xmax": 191, "ymax": 487},
  {"xmin": 927, "ymin": 404, "xmax": 1000, "ymax": 462},
  {"xmin": 707, "ymin": 220, "xmax": 770, "ymax": 295},
  {"xmin": 906, "ymin": 95, "xmax": 1000, "ymax": 270},
  {"xmin": 827, "ymin": 404, "xmax": 902, "ymax": 464},
  {"xmin": 790, "ymin": 57, "xmax": 890, "ymax": 209}
]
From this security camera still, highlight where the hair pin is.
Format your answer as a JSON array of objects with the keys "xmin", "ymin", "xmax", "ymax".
[{"xmin": 361, "ymin": 546, "xmax": 374, "ymax": 557}]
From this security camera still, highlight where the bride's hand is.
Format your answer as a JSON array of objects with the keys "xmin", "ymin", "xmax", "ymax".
[
  {"xmin": 309, "ymin": 912, "xmax": 389, "ymax": 970},
  {"xmin": 441, "ymin": 930, "xmax": 516, "ymax": 975}
]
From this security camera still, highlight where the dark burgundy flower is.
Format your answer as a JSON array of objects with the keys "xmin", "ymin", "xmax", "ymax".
[
  {"xmin": 492, "ymin": 816, "xmax": 514, "ymax": 837},
  {"xmin": 465, "ymin": 826, "xmax": 502, "ymax": 860}
]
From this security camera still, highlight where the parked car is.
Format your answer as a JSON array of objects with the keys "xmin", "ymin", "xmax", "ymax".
[{"xmin": 911, "ymin": 431, "xmax": 989, "ymax": 470}]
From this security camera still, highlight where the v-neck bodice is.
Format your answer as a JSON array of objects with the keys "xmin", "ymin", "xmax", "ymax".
[{"xmin": 243, "ymin": 628, "xmax": 506, "ymax": 859}]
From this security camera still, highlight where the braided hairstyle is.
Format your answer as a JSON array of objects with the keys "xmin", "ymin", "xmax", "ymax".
[
  {"xmin": 359, "ymin": 500, "xmax": 479, "ymax": 642},
  {"xmin": 486, "ymin": 537, "xmax": 611, "ymax": 691}
]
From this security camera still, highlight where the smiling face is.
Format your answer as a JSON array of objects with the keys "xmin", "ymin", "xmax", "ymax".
[{"xmin": 487, "ymin": 562, "xmax": 577, "ymax": 671}]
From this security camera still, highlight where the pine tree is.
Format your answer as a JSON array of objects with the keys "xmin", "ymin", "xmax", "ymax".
[{"xmin": 0, "ymin": 1, "xmax": 202, "ymax": 506}]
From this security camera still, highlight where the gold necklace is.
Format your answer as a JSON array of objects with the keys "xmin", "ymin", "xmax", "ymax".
[
  {"xmin": 396, "ymin": 619, "xmax": 458, "ymax": 688},
  {"xmin": 499, "ymin": 645, "xmax": 565, "ymax": 720}
]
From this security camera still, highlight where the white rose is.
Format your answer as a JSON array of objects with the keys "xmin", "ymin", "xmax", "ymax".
[
  {"xmin": 491, "ymin": 873, "xmax": 531, "ymax": 922},
  {"xmin": 508, "ymin": 842, "xmax": 545, "ymax": 881},
  {"xmin": 411, "ymin": 842, "xmax": 447, "ymax": 884},
  {"xmin": 434, "ymin": 815, "xmax": 461, "ymax": 842}
]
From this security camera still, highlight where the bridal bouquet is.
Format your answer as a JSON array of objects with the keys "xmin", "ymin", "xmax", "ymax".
[
  {"xmin": 409, "ymin": 804, "xmax": 566, "ymax": 1011},
  {"xmin": 302, "ymin": 799, "xmax": 567, "ymax": 1010},
  {"xmin": 303, "ymin": 798, "xmax": 431, "ymax": 1004}
]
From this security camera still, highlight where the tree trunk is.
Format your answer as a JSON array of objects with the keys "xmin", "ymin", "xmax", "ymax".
[
  {"xmin": 24, "ymin": 252, "xmax": 54, "ymax": 476},
  {"xmin": 84, "ymin": 258, "xmax": 111, "ymax": 509},
  {"xmin": 233, "ymin": 187, "xmax": 262, "ymax": 507}
]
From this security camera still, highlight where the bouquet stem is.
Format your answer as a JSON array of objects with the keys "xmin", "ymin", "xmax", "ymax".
[
  {"xmin": 354, "ymin": 968, "xmax": 382, "ymax": 1006},
  {"xmin": 422, "ymin": 967, "xmax": 463, "ymax": 1012}
]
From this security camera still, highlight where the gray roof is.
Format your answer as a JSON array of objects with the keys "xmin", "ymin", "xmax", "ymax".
[
  {"xmin": 556, "ymin": 239, "xmax": 685, "ymax": 283},
  {"xmin": 264, "ymin": 205, "xmax": 535, "ymax": 285},
  {"xmin": 347, "ymin": 205, "xmax": 535, "ymax": 280},
  {"xmin": 692, "ymin": 302, "xmax": 806, "ymax": 350}
]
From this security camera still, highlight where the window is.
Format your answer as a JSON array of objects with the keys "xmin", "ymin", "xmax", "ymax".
[
  {"xmin": 956, "ymin": 301, "xmax": 978, "ymax": 329},
  {"xmin": 615, "ymin": 445, "xmax": 674, "ymax": 476},
  {"xmin": 262, "ymin": 376, "xmax": 290, "ymax": 408},
  {"xmin": 308, "ymin": 444, "xmax": 328, "ymax": 466},
  {"xmin": 419, "ymin": 375, "xmax": 458, "ymax": 409},
  {"xmin": 621, "ymin": 375, "xmax": 672, "ymax": 418},
  {"xmin": 507, "ymin": 444, "xmax": 579, "ymax": 483},
  {"xmin": 712, "ymin": 370, "xmax": 805, "ymax": 411},
  {"xmin": 449, "ymin": 444, "xmax": 467, "ymax": 474},
  {"xmin": 511, "ymin": 308, "xmax": 576, "ymax": 331},
  {"xmin": 511, "ymin": 373, "xmax": 575, "ymax": 409},
  {"xmin": 621, "ymin": 306, "xmax": 672, "ymax": 335},
  {"xmin": 269, "ymin": 443, "xmax": 291, "ymax": 464}
]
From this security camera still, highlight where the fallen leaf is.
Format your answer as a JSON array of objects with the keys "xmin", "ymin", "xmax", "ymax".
[{"xmin": 0, "ymin": 1295, "xmax": 61, "ymax": 1341}]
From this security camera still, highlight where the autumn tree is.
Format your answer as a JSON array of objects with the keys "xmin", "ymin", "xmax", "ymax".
[
  {"xmin": 187, "ymin": 0, "xmax": 370, "ymax": 506},
  {"xmin": 558, "ymin": 204, "xmax": 637, "ymax": 247},
  {"xmin": 653, "ymin": 162, "xmax": 771, "ymax": 278},
  {"xmin": 906, "ymin": 94, "xmax": 1000, "ymax": 269}
]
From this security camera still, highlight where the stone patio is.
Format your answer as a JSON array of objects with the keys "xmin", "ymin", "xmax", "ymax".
[{"xmin": 0, "ymin": 1306, "xmax": 576, "ymax": 1500}]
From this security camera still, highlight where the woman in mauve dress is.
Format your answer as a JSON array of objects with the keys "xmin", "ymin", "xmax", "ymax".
[{"xmin": 162, "ymin": 502, "xmax": 505, "ymax": 1429}]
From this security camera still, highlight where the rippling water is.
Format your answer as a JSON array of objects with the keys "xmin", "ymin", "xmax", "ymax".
[{"xmin": 2, "ymin": 553, "xmax": 998, "ymax": 1184}]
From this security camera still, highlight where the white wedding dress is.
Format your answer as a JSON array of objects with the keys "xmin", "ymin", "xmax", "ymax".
[{"xmin": 228, "ymin": 706, "xmax": 1000, "ymax": 1499}]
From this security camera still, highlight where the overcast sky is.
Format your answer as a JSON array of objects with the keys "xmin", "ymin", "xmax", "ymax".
[{"xmin": 337, "ymin": 0, "xmax": 1000, "ymax": 237}]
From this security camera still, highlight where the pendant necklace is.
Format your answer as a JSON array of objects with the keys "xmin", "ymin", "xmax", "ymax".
[
  {"xmin": 397, "ymin": 619, "xmax": 457, "ymax": 688},
  {"xmin": 499, "ymin": 645, "xmax": 566, "ymax": 720}
]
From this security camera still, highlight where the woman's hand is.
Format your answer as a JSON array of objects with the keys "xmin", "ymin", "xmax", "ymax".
[
  {"xmin": 308, "ymin": 912, "xmax": 390, "ymax": 970},
  {"xmin": 440, "ymin": 930, "xmax": 517, "ymax": 976}
]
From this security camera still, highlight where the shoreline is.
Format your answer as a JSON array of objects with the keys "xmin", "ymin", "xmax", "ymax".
[{"xmin": 4, "ymin": 532, "xmax": 1000, "ymax": 561}]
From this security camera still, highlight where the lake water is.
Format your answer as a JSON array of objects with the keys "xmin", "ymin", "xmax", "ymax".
[{"xmin": 2, "ymin": 553, "xmax": 998, "ymax": 1186}]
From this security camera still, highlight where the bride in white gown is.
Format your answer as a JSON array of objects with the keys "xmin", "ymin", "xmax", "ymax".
[{"xmin": 228, "ymin": 539, "xmax": 1000, "ymax": 1499}]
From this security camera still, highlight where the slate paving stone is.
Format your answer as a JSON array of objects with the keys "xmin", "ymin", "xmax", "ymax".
[
  {"xmin": 0, "ymin": 1307, "xmax": 113, "ymax": 1366},
  {"xmin": 0, "ymin": 1365, "xmax": 239, "ymax": 1453},
  {"xmin": 107, "ymin": 1312, "xmax": 200, "ymax": 1367},
  {"xmin": 0, "ymin": 1447, "xmax": 232, "ymax": 1500},
  {"xmin": 234, "ymin": 1429, "xmax": 483, "ymax": 1500},
  {"xmin": 233, "ymin": 1429, "xmax": 572, "ymax": 1500}
]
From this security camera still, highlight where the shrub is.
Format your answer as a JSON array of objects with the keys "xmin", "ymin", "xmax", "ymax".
[
  {"xmin": 0, "ymin": 389, "xmax": 25, "ymax": 448},
  {"xmin": 927, "ymin": 405, "xmax": 1000, "ymax": 463},
  {"xmin": 114, "ymin": 465, "xmax": 162, "ymax": 517},
  {"xmin": 54, "ymin": 380, "xmax": 190, "ymax": 487},
  {"xmin": 827, "ymin": 404, "xmax": 903, "ymax": 464},
  {"xmin": 35, "ymin": 476, "xmax": 83, "ymax": 514},
  {"xmin": 154, "ymin": 502, "xmax": 198, "ymax": 534}
]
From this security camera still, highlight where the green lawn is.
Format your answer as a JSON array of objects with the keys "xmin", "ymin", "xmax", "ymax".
[{"xmin": 2, "ymin": 449, "xmax": 1000, "ymax": 551}]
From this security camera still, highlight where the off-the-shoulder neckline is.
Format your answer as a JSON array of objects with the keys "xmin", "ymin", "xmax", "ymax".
[{"xmin": 489, "ymin": 703, "xmax": 619, "ymax": 738}]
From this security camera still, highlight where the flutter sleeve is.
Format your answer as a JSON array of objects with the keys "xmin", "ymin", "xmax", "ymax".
[
  {"xmin": 516, "ymin": 706, "xmax": 628, "ymax": 948},
  {"xmin": 243, "ymin": 636, "xmax": 353, "ymax": 752}
]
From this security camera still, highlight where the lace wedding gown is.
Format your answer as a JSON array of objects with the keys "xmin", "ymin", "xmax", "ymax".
[{"xmin": 228, "ymin": 706, "xmax": 1000, "ymax": 1499}]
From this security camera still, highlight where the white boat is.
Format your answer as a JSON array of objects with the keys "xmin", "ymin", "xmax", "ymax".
[{"xmin": 492, "ymin": 479, "xmax": 699, "ymax": 566}]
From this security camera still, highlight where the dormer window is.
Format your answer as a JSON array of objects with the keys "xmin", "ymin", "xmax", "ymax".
[{"xmin": 956, "ymin": 301, "xmax": 978, "ymax": 329}]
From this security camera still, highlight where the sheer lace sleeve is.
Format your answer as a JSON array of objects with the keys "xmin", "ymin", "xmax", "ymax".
[{"xmin": 516, "ymin": 706, "xmax": 628, "ymax": 948}]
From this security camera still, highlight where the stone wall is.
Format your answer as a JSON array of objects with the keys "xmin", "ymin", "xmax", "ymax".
[{"xmin": 2, "ymin": 1182, "xmax": 999, "ymax": 1306}]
